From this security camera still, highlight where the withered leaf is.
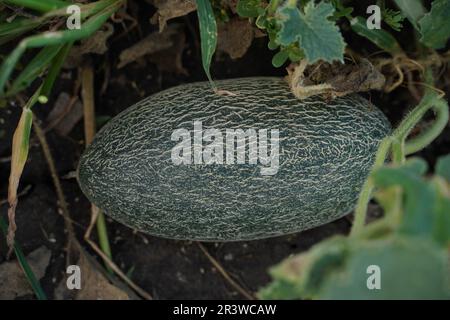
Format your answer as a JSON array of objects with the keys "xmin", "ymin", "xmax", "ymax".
[
  {"xmin": 65, "ymin": 23, "xmax": 114, "ymax": 68},
  {"xmin": 150, "ymin": 0, "xmax": 196, "ymax": 31},
  {"xmin": 148, "ymin": 25, "xmax": 188, "ymax": 75},
  {"xmin": 287, "ymin": 58, "xmax": 385, "ymax": 100},
  {"xmin": 46, "ymin": 92, "xmax": 83, "ymax": 136},
  {"xmin": 217, "ymin": 18, "xmax": 254, "ymax": 60},
  {"xmin": 118, "ymin": 25, "xmax": 179, "ymax": 69},
  {"xmin": 54, "ymin": 246, "xmax": 130, "ymax": 300}
]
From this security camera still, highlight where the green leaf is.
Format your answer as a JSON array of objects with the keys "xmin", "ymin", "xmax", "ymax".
[
  {"xmin": 259, "ymin": 236, "xmax": 348, "ymax": 299},
  {"xmin": 196, "ymin": 0, "xmax": 217, "ymax": 88},
  {"xmin": 258, "ymin": 279, "xmax": 301, "ymax": 300},
  {"xmin": 4, "ymin": 0, "xmax": 68, "ymax": 13},
  {"xmin": 372, "ymin": 160, "xmax": 436, "ymax": 238},
  {"xmin": 0, "ymin": 18, "xmax": 41, "ymax": 46},
  {"xmin": 330, "ymin": 0, "xmax": 353, "ymax": 19},
  {"xmin": 8, "ymin": 45, "xmax": 63, "ymax": 97},
  {"xmin": 262, "ymin": 234, "xmax": 450, "ymax": 299},
  {"xmin": 436, "ymin": 153, "xmax": 450, "ymax": 182},
  {"xmin": 0, "ymin": 216, "xmax": 47, "ymax": 300},
  {"xmin": 320, "ymin": 237, "xmax": 450, "ymax": 299},
  {"xmin": 40, "ymin": 42, "xmax": 73, "ymax": 101},
  {"xmin": 268, "ymin": 38, "xmax": 279, "ymax": 50},
  {"xmin": 236, "ymin": 0, "xmax": 261, "ymax": 18},
  {"xmin": 350, "ymin": 16, "xmax": 402, "ymax": 55},
  {"xmin": 432, "ymin": 182, "xmax": 450, "ymax": 247},
  {"xmin": 271, "ymin": 50, "xmax": 289, "ymax": 67},
  {"xmin": 393, "ymin": 0, "xmax": 426, "ymax": 30},
  {"xmin": 382, "ymin": 8, "xmax": 405, "ymax": 32},
  {"xmin": 276, "ymin": 1, "xmax": 345, "ymax": 63},
  {"xmin": 397, "ymin": 157, "xmax": 429, "ymax": 176},
  {"xmin": 288, "ymin": 46, "xmax": 304, "ymax": 62},
  {"xmin": 418, "ymin": 0, "xmax": 450, "ymax": 49},
  {"xmin": 255, "ymin": 13, "xmax": 267, "ymax": 29}
]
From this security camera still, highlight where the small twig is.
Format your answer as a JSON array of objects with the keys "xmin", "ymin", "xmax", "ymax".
[
  {"xmin": 32, "ymin": 119, "xmax": 76, "ymax": 253},
  {"xmin": 197, "ymin": 242, "xmax": 255, "ymax": 300},
  {"xmin": 0, "ymin": 185, "xmax": 31, "ymax": 206},
  {"xmin": 81, "ymin": 62, "xmax": 113, "ymax": 269},
  {"xmin": 83, "ymin": 207, "xmax": 152, "ymax": 300}
]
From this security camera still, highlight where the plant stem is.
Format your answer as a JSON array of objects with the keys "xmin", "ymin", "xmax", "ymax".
[
  {"xmin": 96, "ymin": 210, "xmax": 112, "ymax": 272},
  {"xmin": 392, "ymin": 91, "xmax": 437, "ymax": 142},
  {"xmin": 391, "ymin": 139, "xmax": 405, "ymax": 164},
  {"xmin": 351, "ymin": 70, "xmax": 449, "ymax": 236},
  {"xmin": 81, "ymin": 62, "xmax": 113, "ymax": 273},
  {"xmin": 350, "ymin": 137, "xmax": 392, "ymax": 236},
  {"xmin": 39, "ymin": 42, "xmax": 74, "ymax": 102},
  {"xmin": 405, "ymin": 99, "xmax": 449, "ymax": 155}
]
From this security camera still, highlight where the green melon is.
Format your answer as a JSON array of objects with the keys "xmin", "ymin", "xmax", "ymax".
[{"xmin": 78, "ymin": 77, "xmax": 391, "ymax": 241}]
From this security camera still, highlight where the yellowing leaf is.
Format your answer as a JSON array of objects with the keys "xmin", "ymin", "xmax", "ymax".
[{"xmin": 7, "ymin": 107, "xmax": 33, "ymax": 249}]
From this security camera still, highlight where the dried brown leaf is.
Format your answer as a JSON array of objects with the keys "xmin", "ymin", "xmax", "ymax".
[
  {"xmin": 150, "ymin": 0, "xmax": 196, "ymax": 31},
  {"xmin": 46, "ymin": 93, "xmax": 83, "ymax": 136},
  {"xmin": 65, "ymin": 23, "xmax": 114, "ymax": 68},
  {"xmin": 217, "ymin": 18, "xmax": 254, "ymax": 60},
  {"xmin": 287, "ymin": 58, "xmax": 385, "ymax": 100},
  {"xmin": 118, "ymin": 25, "xmax": 179, "ymax": 69},
  {"xmin": 54, "ymin": 247, "xmax": 130, "ymax": 300},
  {"xmin": 148, "ymin": 25, "xmax": 188, "ymax": 75}
]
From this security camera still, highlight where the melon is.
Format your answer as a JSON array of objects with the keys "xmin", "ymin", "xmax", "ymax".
[{"xmin": 78, "ymin": 77, "xmax": 391, "ymax": 241}]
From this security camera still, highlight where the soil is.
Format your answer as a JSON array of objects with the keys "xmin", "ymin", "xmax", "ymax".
[{"xmin": 0, "ymin": 0, "xmax": 449, "ymax": 299}]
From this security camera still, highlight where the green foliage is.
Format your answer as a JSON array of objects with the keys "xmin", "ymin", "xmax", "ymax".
[
  {"xmin": 350, "ymin": 16, "xmax": 402, "ymax": 55},
  {"xmin": 382, "ymin": 8, "xmax": 405, "ymax": 32},
  {"xmin": 8, "ymin": 45, "xmax": 64, "ymax": 97},
  {"xmin": 418, "ymin": 0, "xmax": 450, "ymax": 49},
  {"xmin": 261, "ymin": 155, "xmax": 450, "ymax": 299},
  {"xmin": 236, "ymin": 0, "xmax": 262, "ymax": 18},
  {"xmin": 234, "ymin": 0, "xmax": 449, "ymax": 68},
  {"xmin": 436, "ymin": 154, "xmax": 450, "ymax": 182},
  {"xmin": 271, "ymin": 45, "xmax": 303, "ymax": 67},
  {"xmin": 319, "ymin": 237, "xmax": 449, "ymax": 299},
  {"xmin": 330, "ymin": 0, "xmax": 353, "ymax": 19},
  {"xmin": 4, "ymin": 0, "xmax": 67, "ymax": 13},
  {"xmin": 237, "ymin": 0, "xmax": 347, "ymax": 66},
  {"xmin": 196, "ymin": 0, "xmax": 218, "ymax": 88},
  {"xmin": 276, "ymin": 1, "xmax": 345, "ymax": 63},
  {"xmin": 393, "ymin": 0, "xmax": 426, "ymax": 30},
  {"xmin": 0, "ymin": 0, "xmax": 125, "ymax": 98}
]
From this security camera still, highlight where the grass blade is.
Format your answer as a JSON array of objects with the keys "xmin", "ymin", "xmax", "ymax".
[
  {"xmin": 8, "ymin": 45, "xmax": 63, "ymax": 97},
  {"xmin": 39, "ymin": 42, "xmax": 73, "ymax": 103},
  {"xmin": 196, "ymin": 0, "xmax": 217, "ymax": 88},
  {"xmin": 0, "ymin": 18, "xmax": 41, "ymax": 46},
  {"xmin": 0, "ymin": 0, "xmax": 123, "ymax": 96},
  {"xmin": 4, "ymin": 0, "xmax": 68, "ymax": 13},
  {"xmin": 0, "ymin": 216, "xmax": 47, "ymax": 300}
]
